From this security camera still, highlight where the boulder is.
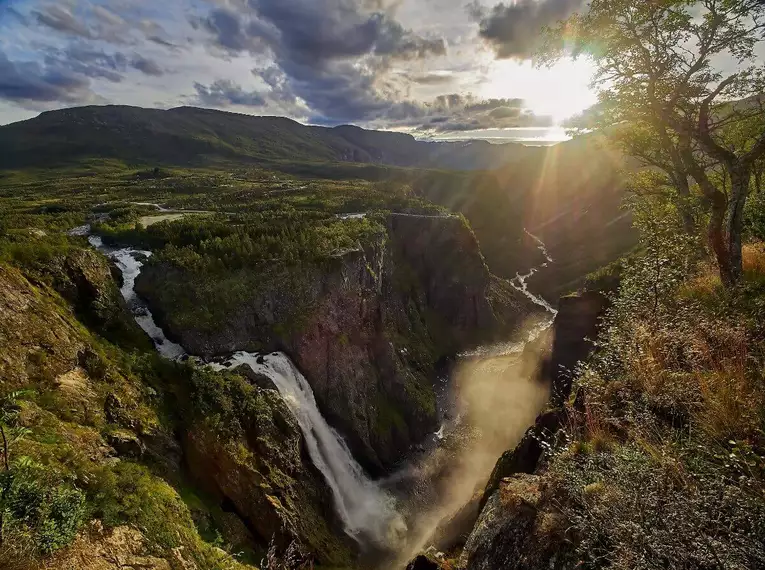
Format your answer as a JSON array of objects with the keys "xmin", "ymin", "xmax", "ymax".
[
  {"xmin": 480, "ymin": 410, "xmax": 565, "ymax": 510},
  {"xmin": 107, "ymin": 430, "xmax": 145, "ymax": 459},
  {"xmin": 406, "ymin": 554, "xmax": 441, "ymax": 570},
  {"xmin": 459, "ymin": 475, "xmax": 572, "ymax": 570}
]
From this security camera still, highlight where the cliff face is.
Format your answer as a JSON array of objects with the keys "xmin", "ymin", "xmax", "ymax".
[
  {"xmin": 181, "ymin": 366, "xmax": 352, "ymax": 565},
  {"xmin": 136, "ymin": 214, "xmax": 535, "ymax": 472},
  {"xmin": 0, "ymin": 252, "xmax": 352, "ymax": 567},
  {"xmin": 454, "ymin": 290, "xmax": 610, "ymax": 569}
]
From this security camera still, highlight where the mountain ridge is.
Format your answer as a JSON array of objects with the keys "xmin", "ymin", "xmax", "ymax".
[{"xmin": 0, "ymin": 104, "xmax": 536, "ymax": 171}]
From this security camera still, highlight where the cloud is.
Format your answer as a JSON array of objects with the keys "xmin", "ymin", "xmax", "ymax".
[
  {"xmin": 33, "ymin": 4, "xmax": 93, "ymax": 39},
  {"xmin": 370, "ymin": 94, "xmax": 551, "ymax": 132},
  {"xmin": 90, "ymin": 5, "xmax": 126, "ymax": 28},
  {"xmin": 45, "ymin": 45, "xmax": 128, "ymax": 82},
  {"xmin": 196, "ymin": 0, "xmax": 445, "ymax": 123},
  {"xmin": 402, "ymin": 72, "xmax": 456, "ymax": 86},
  {"xmin": 474, "ymin": 0, "xmax": 585, "ymax": 59},
  {"xmin": 131, "ymin": 55, "xmax": 164, "ymax": 76},
  {"xmin": 3, "ymin": 6, "xmax": 30, "ymax": 26},
  {"xmin": 39, "ymin": 45, "xmax": 165, "ymax": 83},
  {"xmin": 193, "ymin": 79, "xmax": 267, "ymax": 107},
  {"xmin": 30, "ymin": 2, "xmax": 181, "ymax": 48},
  {"xmin": 0, "ymin": 51, "xmax": 94, "ymax": 104}
]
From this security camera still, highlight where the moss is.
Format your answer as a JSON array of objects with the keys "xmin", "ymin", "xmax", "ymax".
[
  {"xmin": 375, "ymin": 392, "xmax": 408, "ymax": 440},
  {"xmin": 404, "ymin": 375, "xmax": 437, "ymax": 419}
]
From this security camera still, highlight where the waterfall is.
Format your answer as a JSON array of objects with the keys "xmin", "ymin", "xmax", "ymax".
[
  {"xmin": 89, "ymin": 235, "xmax": 404, "ymax": 548},
  {"xmin": 213, "ymin": 353, "xmax": 406, "ymax": 547}
]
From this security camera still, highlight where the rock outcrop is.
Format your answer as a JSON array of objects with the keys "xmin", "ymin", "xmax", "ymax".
[
  {"xmin": 406, "ymin": 554, "xmax": 442, "ymax": 570},
  {"xmin": 0, "ymin": 261, "xmax": 261, "ymax": 568},
  {"xmin": 181, "ymin": 369, "xmax": 352, "ymax": 565},
  {"xmin": 459, "ymin": 475, "xmax": 573, "ymax": 570},
  {"xmin": 136, "ymin": 214, "xmax": 535, "ymax": 471},
  {"xmin": 479, "ymin": 410, "xmax": 565, "ymax": 511},
  {"xmin": 548, "ymin": 291, "xmax": 609, "ymax": 405}
]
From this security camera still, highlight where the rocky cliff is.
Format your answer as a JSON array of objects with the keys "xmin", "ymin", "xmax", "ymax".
[
  {"xmin": 451, "ymin": 290, "xmax": 610, "ymax": 569},
  {"xmin": 0, "ymin": 250, "xmax": 352, "ymax": 567},
  {"xmin": 135, "ymin": 214, "xmax": 536, "ymax": 472}
]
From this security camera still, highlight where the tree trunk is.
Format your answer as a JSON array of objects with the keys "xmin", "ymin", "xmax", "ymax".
[
  {"xmin": 726, "ymin": 166, "xmax": 752, "ymax": 283},
  {"xmin": 708, "ymin": 190, "xmax": 733, "ymax": 286},
  {"xmin": 671, "ymin": 171, "xmax": 696, "ymax": 234}
]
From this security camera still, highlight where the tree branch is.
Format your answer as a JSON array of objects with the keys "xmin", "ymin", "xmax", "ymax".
[{"xmin": 697, "ymin": 75, "xmax": 739, "ymax": 164}]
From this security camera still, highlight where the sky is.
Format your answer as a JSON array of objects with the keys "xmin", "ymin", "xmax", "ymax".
[{"xmin": 0, "ymin": 0, "xmax": 599, "ymax": 141}]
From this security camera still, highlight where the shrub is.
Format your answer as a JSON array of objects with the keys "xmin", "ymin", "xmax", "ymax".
[{"xmin": 0, "ymin": 461, "xmax": 86, "ymax": 556}]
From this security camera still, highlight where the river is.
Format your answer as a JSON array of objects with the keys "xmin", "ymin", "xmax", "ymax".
[{"xmin": 88, "ymin": 233, "xmax": 405, "ymax": 549}]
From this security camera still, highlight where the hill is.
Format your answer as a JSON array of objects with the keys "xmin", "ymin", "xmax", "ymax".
[
  {"xmin": 0, "ymin": 105, "xmax": 637, "ymax": 296},
  {"xmin": 0, "ymin": 105, "xmax": 535, "ymax": 171}
]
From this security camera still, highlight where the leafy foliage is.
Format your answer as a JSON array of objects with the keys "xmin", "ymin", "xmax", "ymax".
[{"xmin": 544, "ymin": 0, "xmax": 765, "ymax": 285}]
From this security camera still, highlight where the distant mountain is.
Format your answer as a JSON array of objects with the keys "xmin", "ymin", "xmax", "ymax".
[
  {"xmin": 0, "ymin": 105, "xmax": 536, "ymax": 171},
  {"xmin": 0, "ymin": 104, "xmax": 637, "ymax": 296}
]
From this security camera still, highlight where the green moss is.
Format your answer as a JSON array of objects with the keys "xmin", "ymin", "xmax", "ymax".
[{"xmin": 375, "ymin": 393, "xmax": 408, "ymax": 440}]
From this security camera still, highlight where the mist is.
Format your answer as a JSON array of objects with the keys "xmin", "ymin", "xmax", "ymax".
[{"xmin": 386, "ymin": 319, "xmax": 552, "ymax": 566}]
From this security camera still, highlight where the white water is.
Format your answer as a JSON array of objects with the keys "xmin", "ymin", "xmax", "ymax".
[
  {"xmin": 88, "ymin": 234, "xmax": 403, "ymax": 548},
  {"xmin": 509, "ymin": 229, "xmax": 558, "ymax": 314},
  {"xmin": 89, "ymin": 235, "xmax": 186, "ymax": 360},
  {"xmin": 86, "ymin": 225, "xmax": 558, "ymax": 555},
  {"xmin": 212, "ymin": 353, "xmax": 406, "ymax": 547}
]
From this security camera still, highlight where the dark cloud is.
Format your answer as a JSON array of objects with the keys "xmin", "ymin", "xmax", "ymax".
[
  {"xmin": 197, "ymin": 0, "xmax": 445, "ymax": 124},
  {"xmin": 42, "ymin": 45, "xmax": 127, "ymax": 83},
  {"xmin": 33, "ymin": 4, "xmax": 93, "ymax": 39},
  {"xmin": 246, "ymin": 0, "xmax": 443, "ymax": 62},
  {"xmin": 199, "ymin": 8, "xmax": 266, "ymax": 53},
  {"xmin": 371, "ymin": 93, "xmax": 551, "ymax": 133},
  {"xmin": 474, "ymin": 0, "xmax": 585, "ymax": 59},
  {"xmin": 194, "ymin": 80, "xmax": 267, "ymax": 107},
  {"xmin": 30, "ymin": 2, "xmax": 183, "ymax": 49},
  {"xmin": 131, "ymin": 55, "xmax": 164, "ymax": 77},
  {"xmin": 39, "ymin": 45, "xmax": 164, "ymax": 82},
  {"xmin": 147, "ymin": 35, "xmax": 179, "ymax": 48},
  {"xmin": 0, "ymin": 51, "xmax": 93, "ymax": 104}
]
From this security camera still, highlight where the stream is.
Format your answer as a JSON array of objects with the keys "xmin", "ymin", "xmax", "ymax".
[{"xmin": 508, "ymin": 229, "xmax": 558, "ymax": 314}]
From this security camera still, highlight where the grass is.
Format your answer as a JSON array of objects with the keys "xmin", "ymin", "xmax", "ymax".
[{"xmin": 525, "ymin": 240, "xmax": 765, "ymax": 569}]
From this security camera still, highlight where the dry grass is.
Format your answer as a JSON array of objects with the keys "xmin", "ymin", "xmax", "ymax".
[
  {"xmin": 679, "ymin": 241, "xmax": 765, "ymax": 300},
  {"xmin": 584, "ymin": 307, "xmax": 763, "ymax": 448},
  {"xmin": 680, "ymin": 262, "xmax": 720, "ymax": 299},
  {"xmin": 744, "ymin": 242, "xmax": 765, "ymax": 276}
]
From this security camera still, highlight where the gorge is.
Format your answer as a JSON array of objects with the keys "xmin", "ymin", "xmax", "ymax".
[
  {"xmin": 0, "ymin": 105, "xmax": 641, "ymax": 570},
  {"xmin": 87, "ymin": 208, "xmax": 558, "ymax": 565}
]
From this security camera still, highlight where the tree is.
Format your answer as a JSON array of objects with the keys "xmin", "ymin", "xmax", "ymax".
[{"xmin": 544, "ymin": 0, "xmax": 765, "ymax": 285}]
